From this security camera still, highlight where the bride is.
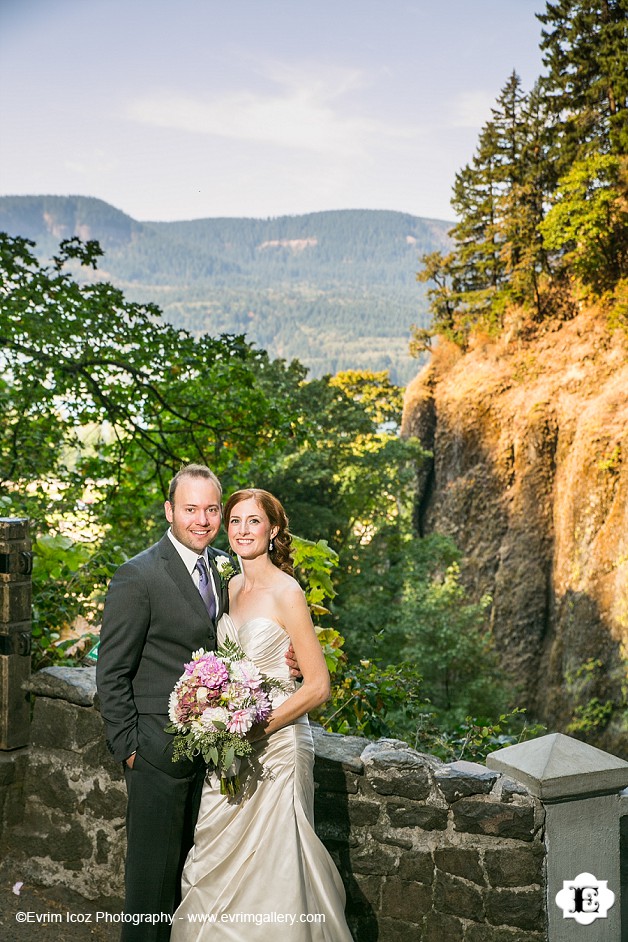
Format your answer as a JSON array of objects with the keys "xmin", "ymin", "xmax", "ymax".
[{"xmin": 171, "ymin": 488, "xmax": 354, "ymax": 941}]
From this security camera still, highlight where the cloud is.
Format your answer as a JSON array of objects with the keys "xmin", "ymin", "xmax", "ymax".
[
  {"xmin": 449, "ymin": 90, "xmax": 495, "ymax": 129},
  {"xmin": 125, "ymin": 64, "xmax": 419, "ymax": 158},
  {"xmin": 64, "ymin": 149, "xmax": 119, "ymax": 177}
]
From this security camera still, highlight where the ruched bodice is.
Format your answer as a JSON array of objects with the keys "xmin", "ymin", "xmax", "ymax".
[{"xmin": 172, "ymin": 611, "xmax": 353, "ymax": 941}]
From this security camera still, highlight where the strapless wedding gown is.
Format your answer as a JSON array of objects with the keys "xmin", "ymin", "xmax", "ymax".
[{"xmin": 171, "ymin": 614, "xmax": 353, "ymax": 941}]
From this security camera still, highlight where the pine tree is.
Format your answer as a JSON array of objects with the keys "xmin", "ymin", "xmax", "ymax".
[
  {"xmin": 497, "ymin": 80, "xmax": 557, "ymax": 315},
  {"xmin": 427, "ymin": 74, "xmax": 546, "ymax": 331},
  {"xmin": 417, "ymin": 1, "xmax": 628, "ymax": 343},
  {"xmin": 450, "ymin": 125, "xmax": 505, "ymax": 301},
  {"xmin": 538, "ymin": 0, "xmax": 628, "ymax": 162}
]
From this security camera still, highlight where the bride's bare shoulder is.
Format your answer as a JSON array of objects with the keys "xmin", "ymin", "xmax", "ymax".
[
  {"xmin": 273, "ymin": 569, "xmax": 302, "ymax": 592},
  {"xmin": 272, "ymin": 570, "xmax": 308, "ymax": 612}
]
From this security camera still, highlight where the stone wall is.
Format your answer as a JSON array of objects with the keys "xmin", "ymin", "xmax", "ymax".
[
  {"xmin": 0, "ymin": 668, "xmax": 548, "ymax": 941},
  {"xmin": 314, "ymin": 735, "xmax": 546, "ymax": 942}
]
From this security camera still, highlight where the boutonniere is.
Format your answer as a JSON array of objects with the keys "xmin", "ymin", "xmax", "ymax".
[{"xmin": 215, "ymin": 554, "xmax": 240, "ymax": 588}]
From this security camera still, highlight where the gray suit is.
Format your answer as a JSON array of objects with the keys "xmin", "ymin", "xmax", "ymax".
[{"xmin": 96, "ymin": 533, "xmax": 230, "ymax": 939}]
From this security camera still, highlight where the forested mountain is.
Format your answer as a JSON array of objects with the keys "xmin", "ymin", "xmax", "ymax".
[{"xmin": 0, "ymin": 196, "xmax": 451, "ymax": 383}]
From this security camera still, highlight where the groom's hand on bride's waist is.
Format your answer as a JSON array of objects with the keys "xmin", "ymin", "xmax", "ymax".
[{"xmin": 285, "ymin": 643, "xmax": 303, "ymax": 680}]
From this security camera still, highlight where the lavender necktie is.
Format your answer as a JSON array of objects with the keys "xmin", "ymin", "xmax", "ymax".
[{"xmin": 195, "ymin": 557, "xmax": 216, "ymax": 620}]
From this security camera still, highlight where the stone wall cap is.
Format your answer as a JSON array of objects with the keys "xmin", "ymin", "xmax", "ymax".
[
  {"xmin": 486, "ymin": 732, "xmax": 628, "ymax": 800},
  {"xmin": 361, "ymin": 739, "xmax": 440, "ymax": 770},
  {"xmin": 434, "ymin": 759, "xmax": 502, "ymax": 802},
  {"xmin": 310, "ymin": 725, "xmax": 366, "ymax": 771},
  {"xmin": 436, "ymin": 760, "xmax": 500, "ymax": 782},
  {"xmin": 23, "ymin": 666, "xmax": 97, "ymax": 707}
]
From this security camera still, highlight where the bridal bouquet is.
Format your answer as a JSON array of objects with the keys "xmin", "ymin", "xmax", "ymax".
[{"xmin": 166, "ymin": 638, "xmax": 283, "ymax": 796}]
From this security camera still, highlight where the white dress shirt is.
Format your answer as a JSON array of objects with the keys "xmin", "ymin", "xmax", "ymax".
[{"xmin": 167, "ymin": 529, "xmax": 219, "ymax": 613}]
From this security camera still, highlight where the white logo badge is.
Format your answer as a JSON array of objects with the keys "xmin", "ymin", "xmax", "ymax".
[{"xmin": 555, "ymin": 872, "xmax": 615, "ymax": 924}]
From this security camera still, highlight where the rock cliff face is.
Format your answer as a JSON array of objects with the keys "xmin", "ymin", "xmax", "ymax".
[{"xmin": 402, "ymin": 309, "xmax": 628, "ymax": 757}]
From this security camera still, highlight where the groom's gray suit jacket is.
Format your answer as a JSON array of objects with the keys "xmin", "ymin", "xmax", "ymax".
[{"xmin": 96, "ymin": 533, "xmax": 230, "ymax": 776}]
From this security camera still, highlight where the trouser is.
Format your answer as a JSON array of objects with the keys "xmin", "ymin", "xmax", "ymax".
[{"xmin": 122, "ymin": 752, "xmax": 204, "ymax": 942}]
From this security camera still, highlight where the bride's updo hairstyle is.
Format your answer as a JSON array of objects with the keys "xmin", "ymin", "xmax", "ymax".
[{"xmin": 224, "ymin": 488, "xmax": 294, "ymax": 576}]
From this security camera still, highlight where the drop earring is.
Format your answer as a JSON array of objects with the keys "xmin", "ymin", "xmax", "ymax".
[{"xmin": 269, "ymin": 539, "xmax": 274, "ymax": 552}]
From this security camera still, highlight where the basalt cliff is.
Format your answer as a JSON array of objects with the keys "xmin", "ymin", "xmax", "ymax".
[{"xmin": 402, "ymin": 308, "xmax": 628, "ymax": 758}]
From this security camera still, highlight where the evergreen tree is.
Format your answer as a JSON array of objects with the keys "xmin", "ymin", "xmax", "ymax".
[
  {"xmin": 538, "ymin": 0, "xmax": 628, "ymax": 161},
  {"xmin": 420, "ymin": 73, "xmax": 547, "ymax": 334},
  {"xmin": 497, "ymin": 80, "xmax": 556, "ymax": 315},
  {"xmin": 450, "ymin": 122, "xmax": 505, "ymax": 303},
  {"xmin": 418, "ymin": 1, "xmax": 628, "ymax": 340}
]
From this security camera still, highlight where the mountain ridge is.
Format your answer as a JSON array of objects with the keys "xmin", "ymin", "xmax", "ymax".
[{"xmin": 0, "ymin": 195, "xmax": 452, "ymax": 382}]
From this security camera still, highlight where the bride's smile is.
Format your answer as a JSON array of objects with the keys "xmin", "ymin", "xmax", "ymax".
[{"xmin": 227, "ymin": 497, "xmax": 278, "ymax": 560}]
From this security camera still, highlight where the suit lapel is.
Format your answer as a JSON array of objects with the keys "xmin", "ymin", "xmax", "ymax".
[{"xmin": 159, "ymin": 535, "xmax": 211, "ymax": 623}]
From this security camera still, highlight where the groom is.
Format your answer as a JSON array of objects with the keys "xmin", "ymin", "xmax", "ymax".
[{"xmin": 97, "ymin": 464, "xmax": 230, "ymax": 940}]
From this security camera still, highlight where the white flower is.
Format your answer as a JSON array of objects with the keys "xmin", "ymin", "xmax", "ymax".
[
  {"xmin": 214, "ymin": 555, "xmax": 239, "ymax": 586},
  {"xmin": 230, "ymin": 658, "xmax": 264, "ymax": 690},
  {"xmin": 200, "ymin": 706, "xmax": 229, "ymax": 731}
]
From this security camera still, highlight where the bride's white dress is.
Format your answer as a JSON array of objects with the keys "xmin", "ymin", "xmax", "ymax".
[{"xmin": 171, "ymin": 614, "xmax": 353, "ymax": 941}]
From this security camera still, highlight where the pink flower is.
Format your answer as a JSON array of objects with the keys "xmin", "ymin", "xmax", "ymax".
[
  {"xmin": 226, "ymin": 708, "xmax": 254, "ymax": 735},
  {"xmin": 190, "ymin": 653, "xmax": 229, "ymax": 689}
]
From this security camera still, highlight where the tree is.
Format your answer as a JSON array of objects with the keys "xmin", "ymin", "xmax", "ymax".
[
  {"xmin": 418, "ymin": 74, "xmax": 549, "ymax": 336},
  {"xmin": 0, "ymin": 233, "xmax": 308, "ymax": 550},
  {"xmin": 540, "ymin": 152, "xmax": 628, "ymax": 292},
  {"xmin": 497, "ymin": 80, "xmax": 556, "ymax": 315},
  {"xmin": 261, "ymin": 370, "xmax": 422, "ymax": 544},
  {"xmin": 418, "ymin": 3, "xmax": 628, "ymax": 340},
  {"xmin": 390, "ymin": 536, "xmax": 505, "ymax": 724},
  {"xmin": 329, "ymin": 370, "xmax": 405, "ymax": 428},
  {"xmin": 414, "ymin": 251, "xmax": 459, "ymax": 345},
  {"xmin": 538, "ymin": 0, "xmax": 628, "ymax": 161},
  {"xmin": 0, "ymin": 233, "xmax": 312, "ymax": 664},
  {"xmin": 449, "ymin": 141, "xmax": 505, "ymax": 321}
]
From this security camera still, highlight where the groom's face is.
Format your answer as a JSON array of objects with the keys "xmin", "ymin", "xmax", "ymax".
[{"xmin": 165, "ymin": 475, "xmax": 222, "ymax": 554}]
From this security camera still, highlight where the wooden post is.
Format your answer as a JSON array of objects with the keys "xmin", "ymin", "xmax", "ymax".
[{"xmin": 0, "ymin": 518, "xmax": 32, "ymax": 750}]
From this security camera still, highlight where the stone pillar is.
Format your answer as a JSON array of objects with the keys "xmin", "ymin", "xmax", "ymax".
[
  {"xmin": 487, "ymin": 732, "xmax": 628, "ymax": 942},
  {"xmin": 0, "ymin": 518, "xmax": 32, "ymax": 750}
]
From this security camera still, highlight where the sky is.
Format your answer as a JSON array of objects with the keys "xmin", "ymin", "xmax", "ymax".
[{"xmin": 0, "ymin": 0, "xmax": 547, "ymax": 223}]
